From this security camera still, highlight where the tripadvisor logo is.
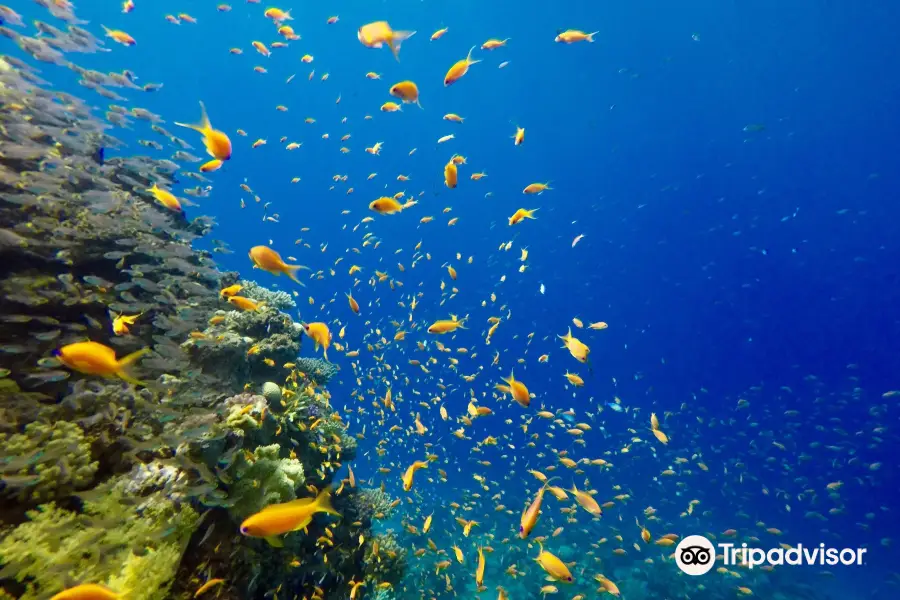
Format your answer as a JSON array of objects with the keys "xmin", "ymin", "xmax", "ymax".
[
  {"xmin": 675, "ymin": 535, "xmax": 868, "ymax": 576},
  {"xmin": 676, "ymin": 535, "xmax": 716, "ymax": 575}
]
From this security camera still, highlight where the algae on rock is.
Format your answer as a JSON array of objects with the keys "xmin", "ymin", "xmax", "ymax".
[
  {"xmin": 0, "ymin": 420, "xmax": 98, "ymax": 503},
  {"xmin": 0, "ymin": 475, "xmax": 199, "ymax": 600}
]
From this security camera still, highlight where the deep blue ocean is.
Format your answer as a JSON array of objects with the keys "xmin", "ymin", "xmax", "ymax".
[{"xmin": 6, "ymin": 0, "xmax": 900, "ymax": 597}]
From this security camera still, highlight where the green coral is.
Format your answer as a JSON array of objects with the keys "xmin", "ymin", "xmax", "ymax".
[
  {"xmin": 0, "ymin": 475, "xmax": 199, "ymax": 600},
  {"xmin": 0, "ymin": 420, "xmax": 98, "ymax": 503},
  {"xmin": 261, "ymin": 381, "xmax": 283, "ymax": 406},
  {"xmin": 228, "ymin": 444, "xmax": 305, "ymax": 520}
]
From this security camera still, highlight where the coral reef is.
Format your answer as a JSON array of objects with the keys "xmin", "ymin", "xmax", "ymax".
[
  {"xmin": 0, "ymin": 27, "xmax": 404, "ymax": 600},
  {"xmin": 261, "ymin": 381, "xmax": 282, "ymax": 405},
  {"xmin": 0, "ymin": 420, "xmax": 98, "ymax": 503},
  {"xmin": 294, "ymin": 357, "xmax": 339, "ymax": 386},
  {"xmin": 239, "ymin": 280, "xmax": 297, "ymax": 311},
  {"xmin": 183, "ymin": 306, "xmax": 303, "ymax": 390},
  {"xmin": 346, "ymin": 487, "xmax": 396, "ymax": 523},
  {"xmin": 227, "ymin": 444, "xmax": 305, "ymax": 520},
  {"xmin": 0, "ymin": 473, "xmax": 199, "ymax": 600}
]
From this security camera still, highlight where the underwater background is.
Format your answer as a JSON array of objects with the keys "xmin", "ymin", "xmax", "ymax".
[{"xmin": 0, "ymin": 1, "xmax": 898, "ymax": 599}]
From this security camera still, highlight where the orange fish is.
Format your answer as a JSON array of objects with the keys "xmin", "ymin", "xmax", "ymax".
[
  {"xmin": 346, "ymin": 291, "xmax": 360, "ymax": 314},
  {"xmin": 481, "ymin": 38, "xmax": 509, "ymax": 50},
  {"xmin": 389, "ymin": 81, "xmax": 422, "ymax": 108},
  {"xmin": 55, "ymin": 341, "xmax": 148, "ymax": 386},
  {"xmin": 520, "ymin": 478, "xmax": 556, "ymax": 538},
  {"xmin": 146, "ymin": 183, "xmax": 182, "ymax": 212},
  {"xmin": 357, "ymin": 21, "xmax": 415, "ymax": 61},
  {"xmin": 248, "ymin": 245, "xmax": 306, "ymax": 284},
  {"xmin": 240, "ymin": 487, "xmax": 340, "ymax": 547},
  {"xmin": 444, "ymin": 46, "xmax": 480, "ymax": 86},
  {"xmin": 555, "ymin": 30, "xmax": 599, "ymax": 43},
  {"xmin": 502, "ymin": 370, "xmax": 530, "ymax": 407},
  {"xmin": 175, "ymin": 101, "xmax": 232, "ymax": 161},
  {"xmin": 302, "ymin": 322, "xmax": 332, "ymax": 360},
  {"xmin": 444, "ymin": 160, "xmax": 458, "ymax": 188},
  {"xmin": 51, "ymin": 584, "xmax": 120, "ymax": 600},
  {"xmin": 369, "ymin": 197, "xmax": 404, "ymax": 214},
  {"xmin": 513, "ymin": 127, "xmax": 525, "ymax": 145},
  {"xmin": 199, "ymin": 159, "xmax": 223, "ymax": 172},
  {"xmin": 263, "ymin": 7, "xmax": 292, "ymax": 22},
  {"xmin": 509, "ymin": 208, "xmax": 538, "ymax": 225},
  {"xmin": 252, "ymin": 40, "xmax": 270, "ymax": 57},
  {"xmin": 227, "ymin": 296, "xmax": 264, "ymax": 312},
  {"xmin": 101, "ymin": 25, "xmax": 135, "ymax": 46}
]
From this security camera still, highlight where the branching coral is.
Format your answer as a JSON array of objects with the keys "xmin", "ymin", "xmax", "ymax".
[
  {"xmin": 294, "ymin": 357, "xmax": 338, "ymax": 386},
  {"xmin": 227, "ymin": 443, "xmax": 305, "ymax": 520},
  {"xmin": 0, "ymin": 420, "xmax": 98, "ymax": 503},
  {"xmin": 362, "ymin": 533, "xmax": 407, "ymax": 586},
  {"xmin": 346, "ymin": 487, "xmax": 396, "ymax": 523},
  {"xmin": 0, "ymin": 474, "xmax": 199, "ymax": 600},
  {"xmin": 239, "ymin": 280, "xmax": 297, "ymax": 311}
]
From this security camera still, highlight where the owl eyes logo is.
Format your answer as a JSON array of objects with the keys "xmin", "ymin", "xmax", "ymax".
[{"xmin": 675, "ymin": 535, "xmax": 716, "ymax": 575}]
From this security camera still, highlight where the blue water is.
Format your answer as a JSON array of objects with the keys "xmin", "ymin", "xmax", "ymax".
[{"xmin": 8, "ymin": 0, "xmax": 900, "ymax": 597}]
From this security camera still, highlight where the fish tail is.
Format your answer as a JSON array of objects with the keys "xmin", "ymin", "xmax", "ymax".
[
  {"xmin": 314, "ymin": 487, "xmax": 341, "ymax": 517},
  {"xmin": 389, "ymin": 30, "xmax": 416, "ymax": 61},
  {"xmin": 528, "ymin": 208, "xmax": 540, "ymax": 219},
  {"xmin": 587, "ymin": 31, "xmax": 600, "ymax": 42},
  {"xmin": 115, "ymin": 348, "xmax": 149, "ymax": 387},
  {"xmin": 284, "ymin": 264, "xmax": 305, "ymax": 284},
  {"xmin": 416, "ymin": 98, "xmax": 423, "ymax": 110},
  {"xmin": 117, "ymin": 347, "xmax": 149, "ymax": 370},
  {"xmin": 174, "ymin": 101, "xmax": 212, "ymax": 134},
  {"xmin": 466, "ymin": 45, "xmax": 482, "ymax": 65}
]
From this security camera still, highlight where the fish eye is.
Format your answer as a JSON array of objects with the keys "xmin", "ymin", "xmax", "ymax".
[{"xmin": 240, "ymin": 526, "xmax": 248, "ymax": 534}]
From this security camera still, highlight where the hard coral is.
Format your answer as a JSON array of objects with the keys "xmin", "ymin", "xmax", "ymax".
[
  {"xmin": 239, "ymin": 280, "xmax": 297, "ymax": 311},
  {"xmin": 294, "ymin": 357, "xmax": 338, "ymax": 386}
]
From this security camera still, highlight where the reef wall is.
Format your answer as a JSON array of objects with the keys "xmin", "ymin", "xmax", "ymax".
[{"xmin": 0, "ymin": 51, "xmax": 401, "ymax": 600}]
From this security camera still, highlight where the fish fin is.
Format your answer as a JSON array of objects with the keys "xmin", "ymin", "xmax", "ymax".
[
  {"xmin": 284, "ymin": 264, "xmax": 306, "ymax": 284},
  {"xmin": 115, "ymin": 348, "xmax": 149, "ymax": 386},
  {"xmin": 314, "ymin": 487, "xmax": 341, "ymax": 517},
  {"xmin": 465, "ymin": 45, "xmax": 482, "ymax": 65},
  {"xmin": 290, "ymin": 516, "xmax": 312, "ymax": 532},
  {"xmin": 586, "ymin": 31, "xmax": 600, "ymax": 42},
  {"xmin": 264, "ymin": 535, "xmax": 284, "ymax": 548},
  {"xmin": 174, "ymin": 101, "xmax": 212, "ymax": 134},
  {"xmin": 389, "ymin": 30, "xmax": 416, "ymax": 61}
]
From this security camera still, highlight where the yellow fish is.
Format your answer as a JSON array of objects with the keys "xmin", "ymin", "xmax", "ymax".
[
  {"xmin": 302, "ymin": 322, "xmax": 332, "ymax": 360},
  {"xmin": 402, "ymin": 460, "xmax": 428, "ymax": 491},
  {"xmin": 534, "ymin": 542, "xmax": 574, "ymax": 582},
  {"xmin": 240, "ymin": 487, "xmax": 340, "ymax": 547},
  {"xmin": 55, "ymin": 341, "xmax": 148, "ymax": 386},
  {"xmin": 558, "ymin": 327, "xmax": 590, "ymax": 363},
  {"xmin": 111, "ymin": 312, "xmax": 141, "ymax": 336}
]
